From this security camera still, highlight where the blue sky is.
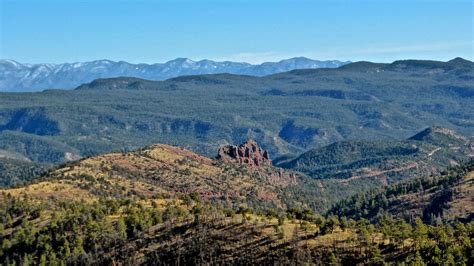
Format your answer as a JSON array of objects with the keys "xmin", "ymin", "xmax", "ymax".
[{"xmin": 1, "ymin": 0, "xmax": 472, "ymax": 64}]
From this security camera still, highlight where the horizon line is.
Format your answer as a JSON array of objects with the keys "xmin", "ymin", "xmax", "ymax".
[{"xmin": 1, "ymin": 56, "xmax": 471, "ymax": 66}]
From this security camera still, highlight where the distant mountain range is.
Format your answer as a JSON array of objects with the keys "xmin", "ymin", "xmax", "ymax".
[{"xmin": 0, "ymin": 57, "xmax": 350, "ymax": 92}]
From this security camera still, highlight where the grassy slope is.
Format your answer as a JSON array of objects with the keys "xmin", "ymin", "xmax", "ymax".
[
  {"xmin": 0, "ymin": 159, "xmax": 472, "ymax": 264},
  {"xmin": 3, "ymin": 143, "xmax": 331, "ymax": 211}
]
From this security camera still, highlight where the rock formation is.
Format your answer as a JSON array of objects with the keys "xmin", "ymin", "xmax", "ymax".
[{"xmin": 217, "ymin": 139, "xmax": 271, "ymax": 167}]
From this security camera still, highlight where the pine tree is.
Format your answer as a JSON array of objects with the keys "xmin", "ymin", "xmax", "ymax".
[
  {"xmin": 72, "ymin": 236, "xmax": 85, "ymax": 257},
  {"xmin": 367, "ymin": 244, "xmax": 384, "ymax": 265},
  {"xmin": 22, "ymin": 253, "xmax": 33, "ymax": 266},
  {"xmin": 409, "ymin": 250, "xmax": 425, "ymax": 266},
  {"xmin": 39, "ymin": 254, "xmax": 47, "ymax": 266},
  {"xmin": 6, "ymin": 213, "xmax": 13, "ymax": 227},
  {"xmin": 413, "ymin": 218, "xmax": 428, "ymax": 250},
  {"xmin": 62, "ymin": 239, "xmax": 71, "ymax": 260},
  {"xmin": 445, "ymin": 251, "xmax": 455, "ymax": 266},
  {"xmin": 117, "ymin": 217, "xmax": 127, "ymax": 240},
  {"xmin": 328, "ymin": 252, "xmax": 339, "ymax": 265},
  {"xmin": 431, "ymin": 245, "xmax": 443, "ymax": 265},
  {"xmin": 2, "ymin": 238, "xmax": 11, "ymax": 251},
  {"xmin": 48, "ymin": 251, "xmax": 59, "ymax": 266}
]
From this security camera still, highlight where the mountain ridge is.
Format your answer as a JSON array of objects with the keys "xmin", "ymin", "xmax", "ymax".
[
  {"xmin": 3, "ymin": 140, "xmax": 327, "ymax": 211},
  {"xmin": 327, "ymin": 160, "xmax": 474, "ymax": 223},
  {"xmin": 0, "ymin": 57, "xmax": 350, "ymax": 92},
  {"xmin": 277, "ymin": 127, "xmax": 473, "ymax": 182},
  {"xmin": 0, "ymin": 58, "xmax": 472, "ymax": 174}
]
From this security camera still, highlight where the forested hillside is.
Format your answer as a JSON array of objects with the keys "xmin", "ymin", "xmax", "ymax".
[
  {"xmin": 0, "ymin": 58, "xmax": 472, "ymax": 170},
  {"xmin": 328, "ymin": 160, "xmax": 474, "ymax": 223},
  {"xmin": 2, "ymin": 141, "xmax": 334, "ymax": 211},
  {"xmin": 0, "ymin": 158, "xmax": 47, "ymax": 187},
  {"xmin": 0, "ymin": 145, "xmax": 472, "ymax": 265},
  {"xmin": 278, "ymin": 127, "xmax": 472, "ymax": 182},
  {"xmin": 0, "ymin": 140, "xmax": 410, "ymax": 213}
]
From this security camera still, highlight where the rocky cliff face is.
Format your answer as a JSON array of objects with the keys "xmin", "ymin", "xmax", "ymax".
[{"xmin": 217, "ymin": 139, "xmax": 271, "ymax": 167}]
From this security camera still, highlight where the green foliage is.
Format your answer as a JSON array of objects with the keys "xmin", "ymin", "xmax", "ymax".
[
  {"xmin": 278, "ymin": 132, "xmax": 471, "ymax": 182},
  {"xmin": 0, "ymin": 191, "xmax": 472, "ymax": 265},
  {"xmin": 327, "ymin": 161, "xmax": 473, "ymax": 223},
  {"xmin": 0, "ymin": 158, "xmax": 47, "ymax": 187},
  {"xmin": 0, "ymin": 59, "xmax": 472, "ymax": 173}
]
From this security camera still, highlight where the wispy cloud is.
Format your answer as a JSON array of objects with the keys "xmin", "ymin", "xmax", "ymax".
[
  {"xmin": 212, "ymin": 52, "xmax": 297, "ymax": 64},
  {"xmin": 345, "ymin": 41, "xmax": 472, "ymax": 55},
  {"xmin": 323, "ymin": 41, "xmax": 474, "ymax": 62},
  {"xmin": 212, "ymin": 41, "xmax": 472, "ymax": 64}
]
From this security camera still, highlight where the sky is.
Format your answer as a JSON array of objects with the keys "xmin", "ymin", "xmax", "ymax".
[{"xmin": 0, "ymin": 0, "xmax": 472, "ymax": 64}]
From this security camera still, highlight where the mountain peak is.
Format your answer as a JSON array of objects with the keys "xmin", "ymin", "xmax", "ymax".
[
  {"xmin": 280, "ymin": 56, "xmax": 312, "ymax": 63},
  {"xmin": 91, "ymin": 59, "xmax": 115, "ymax": 65},
  {"xmin": 448, "ymin": 57, "xmax": 473, "ymax": 66},
  {"xmin": 75, "ymin": 77, "xmax": 155, "ymax": 90},
  {"xmin": 0, "ymin": 59, "xmax": 24, "ymax": 68},
  {"xmin": 409, "ymin": 127, "xmax": 467, "ymax": 143},
  {"xmin": 166, "ymin": 57, "xmax": 196, "ymax": 65},
  {"xmin": 0, "ymin": 57, "xmax": 349, "ymax": 92},
  {"xmin": 339, "ymin": 61, "xmax": 386, "ymax": 71}
]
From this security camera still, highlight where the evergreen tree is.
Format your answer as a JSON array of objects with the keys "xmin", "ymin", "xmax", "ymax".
[
  {"xmin": 117, "ymin": 217, "xmax": 128, "ymax": 240},
  {"xmin": 408, "ymin": 250, "xmax": 425, "ymax": 266},
  {"xmin": 39, "ymin": 254, "xmax": 47, "ymax": 266}
]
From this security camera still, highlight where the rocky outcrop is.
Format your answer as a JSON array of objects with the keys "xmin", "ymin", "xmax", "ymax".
[{"xmin": 217, "ymin": 139, "xmax": 271, "ymax": 167}]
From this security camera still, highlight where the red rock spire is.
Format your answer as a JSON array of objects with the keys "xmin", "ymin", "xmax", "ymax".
[{"xmin": 217, "ymin": 139, "xmax": 271, "ymax": 167}]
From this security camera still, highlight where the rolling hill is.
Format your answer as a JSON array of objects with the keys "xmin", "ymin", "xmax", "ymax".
[
  {"xmin": 0, "ymin": 142, "xmax": 472, "ymax": 265},
  {"xmin": 0, "ymin": 58, "xmax": 472, "ymax": 172},
  {"xmin": 277, "ymin": 127, "xmax": 473, "ymax": 183},
  {"xmin": 0, "ymin": 139, "xmax": 406, "ymax": 213},
  {"xmin": 6, "ymin": 140, "xmax": 331, "ymax": 211},
  {"xmin": 328, "ymin": 160, "xmax": 474, "ymax": 224}
]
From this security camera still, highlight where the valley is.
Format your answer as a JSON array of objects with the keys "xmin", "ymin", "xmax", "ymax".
[
  {"xmin": 0, "ymin": 58, "xmax": 472, "ymax": 171},
  {"xmin": 277, "ymin": 127, "xmax": 473, "ymax": 183},
  {"xmin": 3, "ymin": 1, "xmax": 473, "ymax": 264},
  {"xmin": 0, "ymin": 58, "xmax": 472, "ymax": 265}
]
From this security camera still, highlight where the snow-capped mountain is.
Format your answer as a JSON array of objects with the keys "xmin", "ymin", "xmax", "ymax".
[{"xmin": 0, "ymin": 57, "xmax": 350, "ymax": 92}]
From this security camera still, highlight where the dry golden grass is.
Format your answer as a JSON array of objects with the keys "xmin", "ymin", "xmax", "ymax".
[
  {"xmin": 0, "ymin": 181, "xmax": 94, "ymax": 202},
  {"xmin": 444, "ymin": 170, "xmax": 474, "ymax": 220},
  {"xmin": 1, "ymin": 143, "xmax": 315, "ymax": 216},
  {"xmin": 307, "ymin": 229, "xmax": 355, "ymax": 248}
]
